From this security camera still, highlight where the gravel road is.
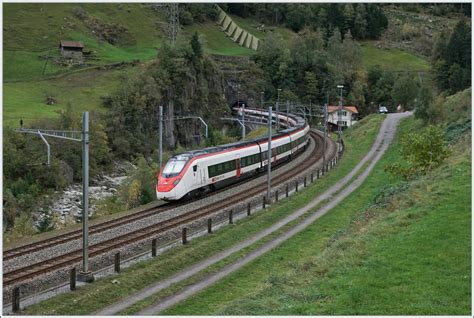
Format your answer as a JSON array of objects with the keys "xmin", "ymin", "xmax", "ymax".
[{"xmin": 94, "ymin": 112, "xmax": 411, "ymax": 315}]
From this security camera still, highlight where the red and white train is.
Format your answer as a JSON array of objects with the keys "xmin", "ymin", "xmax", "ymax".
[{"xmin": 156, "ymin": 107, "xmax": 310, "ymax": 200}]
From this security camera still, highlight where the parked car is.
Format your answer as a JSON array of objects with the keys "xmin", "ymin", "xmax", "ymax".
[{"xmin": 379, "ymin": 105, "xmax": 388, "ymax": 114}]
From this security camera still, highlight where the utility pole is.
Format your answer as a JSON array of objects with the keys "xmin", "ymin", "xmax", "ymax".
[
  {"xmin": 276, "ymin": 88, "xmax": 281, "ymax": 130},
  {"xmin": 167, "ymin": 3, "xmax": 179, "ymax": 45},
  {"xmin": 323, "ymin": 93, "xmax": 328, "ymax": 171},
  {"xmin": 241, "ymin": 103, "xmax": 246, "ymax": 140},
  {"xmin": 267, "ymin": 106, "xmax": 272, "ymax": 201},
  {"xmin": 159, "ymin": 105, "xmax": 163, "ymax": 172},
  {"xmin": 79, "ymin": 112, "xmax": 92, "ymax": 282},
  {"xmin": 337, "ymin": 85, "xmax": 344, "ymax": 145},
  {"xmin": 260, "ymin": 91, "xmax": 264, "ymax": 109},
  {"xmin": 16, "ymin": 112, "xmax": 94, "ymax": 282}
]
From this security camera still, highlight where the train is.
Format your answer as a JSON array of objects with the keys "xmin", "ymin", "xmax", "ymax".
[{"xmin": 156, "ymin": 107, "xmax": 310, "ymax": 201}]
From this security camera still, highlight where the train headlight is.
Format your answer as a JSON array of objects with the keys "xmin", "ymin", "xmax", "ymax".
[{"xmin": 173, "ymin": 178, "xmax": 181, "ymax": 185}]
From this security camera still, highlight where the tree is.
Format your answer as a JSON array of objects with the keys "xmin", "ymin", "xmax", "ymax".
[
  {"xmin": 353, "ymin": 4, "xmax": 367, "ymax": 39},
  {"xmin": 254, "ymin": 32, "xmax": 291, "ymax": 90},
  {"xmin": 445, "ymin": 19, "xmax": 471, "ymax": 69},
  {"xmin": 342, "ymin": 4, "xmax": 355, "ymax": 33},
  {"xmin": 191, "ymin": 32, "xmax": 202, "ymax": 59},
  {"xmin": 414, "ymin": 83, "xmax": 435, "ymax": 123},
  {"xmin": 303, "ymin": 71, "xmax": 319, "ymax": 103},
  {"xmin": 432, "ymin": 19, "xmax": 471, "ymax": 94},
  {"xmin": 286, "ymin": 4, "xmax": 309, "ymax": 32},
  {"xmin": 365, "ymin": 4, "xmax": 388, "ymax": 39},
  {"xmin": 391, "ymin": 73, "xmax": 418, "ymax": 110}
]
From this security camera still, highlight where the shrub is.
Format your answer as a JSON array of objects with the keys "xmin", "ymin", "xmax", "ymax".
[
  {"xmin": 120, "ymin": 155, "xmax": 158, "ymax": 208},
  {"xmin": 385, "ymin": 125, "xmax": 450, "ymax": 180}
]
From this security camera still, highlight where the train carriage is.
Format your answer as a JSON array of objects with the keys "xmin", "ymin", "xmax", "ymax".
[{"xmin": 157, "ymin": 108, "xmax": 309, "ymax": 200}]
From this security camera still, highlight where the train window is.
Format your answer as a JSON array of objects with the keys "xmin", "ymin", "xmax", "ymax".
[{"xmin": 162, "ymin": 159, "xmax": 187, "ymax": 178}]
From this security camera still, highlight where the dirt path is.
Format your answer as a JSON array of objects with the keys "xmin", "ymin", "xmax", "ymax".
[{"xmin": 95, "ymin": 113, "xmax": 411, "ymax": 316}]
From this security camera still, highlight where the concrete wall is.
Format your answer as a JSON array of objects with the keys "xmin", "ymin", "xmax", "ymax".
[{"xmin": 214, "ymin": 4, "xmax": 259, "ymax": 51}]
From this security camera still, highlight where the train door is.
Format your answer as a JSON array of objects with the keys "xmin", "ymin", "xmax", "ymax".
[
  {"xmin": 272, "ymin": 148, "xmax": 277, "ymax": 163},
  {"xmin": 193, "ymin": 164, "xmax": 204, "ymax": 185},
  {"xmin": 236, "ymin": 159, "xmax": 241, "ymax": 177}
]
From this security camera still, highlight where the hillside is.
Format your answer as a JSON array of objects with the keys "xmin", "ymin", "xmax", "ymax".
[{"xmin": 3, "ymin": 3, "xmax": 440, "ymax": 128}]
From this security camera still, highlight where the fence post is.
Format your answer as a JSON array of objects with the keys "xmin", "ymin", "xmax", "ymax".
[
  {"xmin": 229, "ymin": 209, "xmax": 233, "ymax": 224},
  {"xmin": 208, "ymin": 218, "xmax": 212, "ymax": 233},
  {"xmin": 70, "ymin": 267, "xmax": 76, "ymax": 291},
  {"xmin": 12, "ymin": 286, "xmax": 20, "ymax": 313},
  {"xmin": 311, "ymin": 173, "xmax": 314, "ymax": 183},
  {"xmin": 247, "ymin": 202, "xmax": 251, "ymax": 216},
  {"xmin": 263, "ymin": 196, "xmax": 266, "ymax": 209},
  {"xmin": 152, "ymin": 239, "xmax": 157, "ymax": 257},
  {"xmin": 295, "ymin": 180, "xmax": 298, "ymax": 192},
  {"xmin": 275, "ymin": 189, "xmax": 279, "ymax": 202},
  {"xmin": 286, "ymin": 184, "xmax": 289, "ymax": 197},
  {"xmin": 304, "ymin": 176, "xmax": 307, "ymax": 187},
  {"xmin": 182, "ymin": 227, "xmax": 187, "ymax": 245},
  {"xmin": 114, "ymin": 252, "xmax": 120, "ymax": 273},
  {"xmin": 317, "ymin": 169, "xmax": 320, "ymax": 179}
]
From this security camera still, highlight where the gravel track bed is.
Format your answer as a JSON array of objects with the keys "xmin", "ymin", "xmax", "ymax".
[
  {"xmin": 3, "ymin": 131, "xmax": 336, "ymax": 304},
  {"xmin": 4, "ymin": 131, "xmax": 321, "ymax": 272}
]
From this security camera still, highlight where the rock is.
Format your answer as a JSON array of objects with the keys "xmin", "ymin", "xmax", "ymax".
[
  {"xmin": 59, "ymin": 160, "xmax": 74, "ymax": 185},
  {"xmin": 112, "ymin": 279, "xmax": 120, "ymax": 284}
]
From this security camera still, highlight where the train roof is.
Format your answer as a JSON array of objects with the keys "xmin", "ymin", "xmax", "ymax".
[{"xmin": 169, "ymin": 109, "xmax": 306, "ymax": 160}]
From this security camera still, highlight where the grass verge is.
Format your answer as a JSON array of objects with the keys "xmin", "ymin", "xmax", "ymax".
[{"xmin": 21, "ymin": 115, "xmax": 384, "ymax": 315}]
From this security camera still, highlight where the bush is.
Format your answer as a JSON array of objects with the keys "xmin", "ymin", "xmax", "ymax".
[
  {"xmin": 401, "ymin": 23, "xmax": 420, "ymax": 40},
  {"xmin": 385, "ymin": 125, "xmax": 450, "ymax": 180},
  {"xmin": 120, "ymin": 155, "xmax": 158, "ymax": 208}
]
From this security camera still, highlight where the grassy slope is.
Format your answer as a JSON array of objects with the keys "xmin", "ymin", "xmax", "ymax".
[
  {"xmin": 360, "ymin": 41, "xmax": 430, "ymax": 71},
  {"xmin": 3, "ymin": 3, "xmax": 163, "ymax": 81},
  {"xmin": 3, "ymin": 4, "xmax": 433, "ymax": 128},
  {"xmin": 2, "ymin": 3, "xmax": 256, "ymax": 127},
  {"xmin": 162, "ymin": 117, "xmax": 470, "ymax": 315},
  {"xmin": 3, "ymin": 65, "xmax": 141, "ymax": 127},
  {"xmin": 22, "ymin": 115, "xmax": 384, "ymax": 315}
]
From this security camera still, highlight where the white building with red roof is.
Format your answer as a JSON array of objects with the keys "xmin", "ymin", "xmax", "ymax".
[{"xmin": 327, "ymin": 105, "xmax": 359, "ymax": 130}]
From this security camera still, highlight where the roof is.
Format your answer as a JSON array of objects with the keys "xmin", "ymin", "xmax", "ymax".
[
  {"xmin": 59, "ymin": 41, "xmax": 84, "ymax": 49},
  {"xmin": 327, "ymin": 106, "xmax": 358, "ymax": 114}
]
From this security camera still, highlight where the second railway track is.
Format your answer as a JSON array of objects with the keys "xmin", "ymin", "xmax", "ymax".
[{"xmin": 4, "ymin": 131, "xmax": 332, "ymax": 287}]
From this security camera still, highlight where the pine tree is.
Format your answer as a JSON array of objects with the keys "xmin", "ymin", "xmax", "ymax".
[
  {"xmin": 191, "ymin": 32, "xmax": 202, "ymax": 59},
  {"xmin": 353, "ymin": 4, "xmax": 367, "ymax": 39}
]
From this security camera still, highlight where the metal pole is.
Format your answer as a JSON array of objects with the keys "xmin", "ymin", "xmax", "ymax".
[
  {"xmin": 267, "ymin": 106, "xmax": 272, "ymax": 200},
  {"xmin": 197, "ymin": 117, "xmax": 208, "ymax": 139},
  {"xmin": 241, "ymin": 103, "xmax": 245, "ymax": 140},
  {"xmin": 276, "ymin": 88, "xmax": 281, "ymax": 130},
  {"xmin": 337, "ymin": 85, "xmax": 343, "ymax": 143},
  {"xmin": 159, "ymin": 106, "xmax": 163, "ymax": 171},
  {"xmin": 260, "ymin": 92, "xmax": 264, "ymax": 109},
  {"xmin": 323, "ymin": 95, "xmax": 328, "ymax": 170},
  {"xmin": 81, "ymin": 111, "xmax": 90, "ymax": 275},
  {"xmin": 37, "ymin": 130, "xmax": 51, "ymax": 166}
]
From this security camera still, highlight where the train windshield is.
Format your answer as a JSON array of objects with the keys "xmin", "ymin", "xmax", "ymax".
[{"xmin": 162, "ymin": 159, "xmax": 187, "ymax": 178}]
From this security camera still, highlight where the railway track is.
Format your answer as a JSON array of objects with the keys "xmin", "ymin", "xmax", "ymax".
[
  {"xmin": 4, "ymin": 132, "xmax": 309, "ymax": 262},
  {"xmin": 3, "ymin": 131, "xmax": 330, "ymax": 286}
]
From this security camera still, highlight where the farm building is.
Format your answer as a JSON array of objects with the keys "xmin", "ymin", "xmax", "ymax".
[{"xmin": 59, "ymin": 41, "xmax": 84, "ymax": 59}]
